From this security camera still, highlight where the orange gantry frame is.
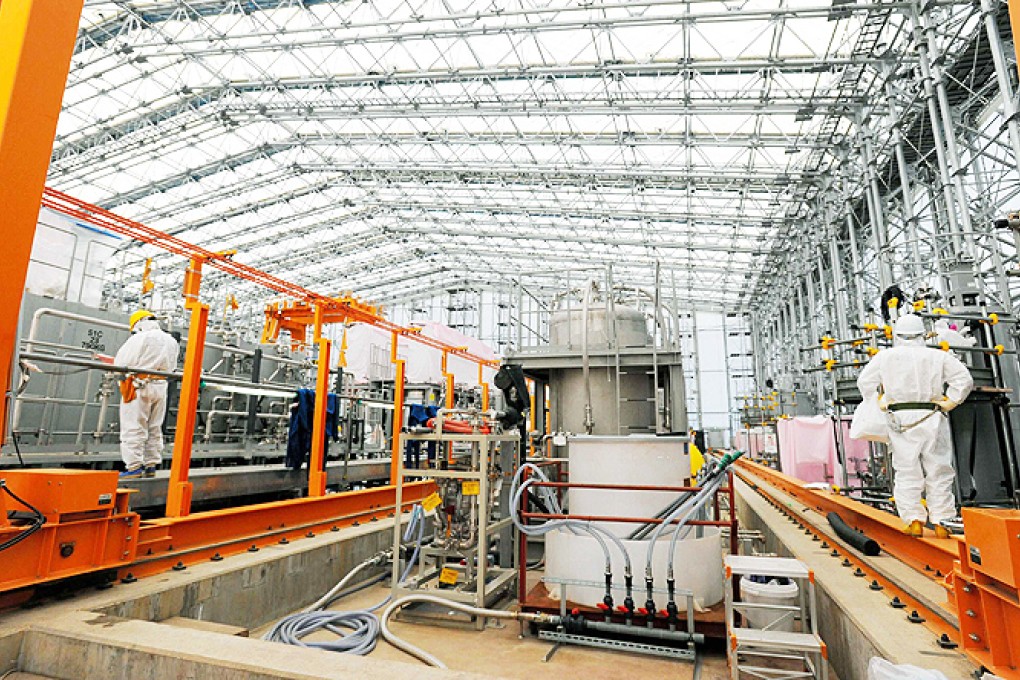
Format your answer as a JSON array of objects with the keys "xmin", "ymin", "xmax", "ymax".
[
  {"xmin": 262, "ymin": 298, "xmax": 500, "ymax": 485},
  {"xmin": 0, "ymin": 0, "xmax": 85, "ymax": 444},
  {"xmin": 952, "ymin": 508, "xmax": 1020, "ymax": 678}
]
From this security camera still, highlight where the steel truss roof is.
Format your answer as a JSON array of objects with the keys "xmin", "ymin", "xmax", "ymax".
[{"xmin": 49, "ymin": 0, "xmax": 978, "ymax": 315}]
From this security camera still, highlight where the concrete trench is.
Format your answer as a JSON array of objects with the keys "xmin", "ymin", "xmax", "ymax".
[
  {"xmin": 733, "ymin": 476, "xmax": 977, "ymax": 680},
  {"xmin": 0, "ymin": 519, "xmax": 489, "ymax": 679}
]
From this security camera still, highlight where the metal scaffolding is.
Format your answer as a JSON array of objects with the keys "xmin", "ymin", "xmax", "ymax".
[{"xmin": 44, "ymin": 0, "xmax": 1020, "ymax": 392}]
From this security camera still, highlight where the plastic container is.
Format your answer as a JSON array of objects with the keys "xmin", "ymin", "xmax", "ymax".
[{"xmin": 739, "ymin": 575, "xmax": 799, "ymax": 632}]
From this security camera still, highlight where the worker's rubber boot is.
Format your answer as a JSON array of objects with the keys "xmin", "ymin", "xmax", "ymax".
[
  {"xmin": 901, "ymin": 520, "xmax": 924, "ymax": 537},
  {"xmin": 935, "ymin": 525, "xmax": 951, "ymax": 539},
  {"xmin": 143, "ymin": 466, "xmax": 157, "ymax": 478}
]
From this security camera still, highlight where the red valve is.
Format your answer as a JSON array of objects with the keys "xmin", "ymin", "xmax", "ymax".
[
  {"xmin": 659, "ymin": 609, "xmax": 669, "ymax": 617},
  {"xmin": 596, "ymin": 602, "xmax": 610, "ymax": 611},
  {"xmin": 571, "ymin": 608, "xmax": 580, "ymax": 616},
  {"xmin": 616, "ymin": 605, "xmax": 628, "ymax": 613},
  {"xmin": 637, "ymin": 607, "xmax": 649, "ymax": 616}
]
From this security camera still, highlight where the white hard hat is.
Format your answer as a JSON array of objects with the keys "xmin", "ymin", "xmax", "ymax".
[{"xmin": 894, "ymin": 314, "xmax": 925, "ymax": 338}]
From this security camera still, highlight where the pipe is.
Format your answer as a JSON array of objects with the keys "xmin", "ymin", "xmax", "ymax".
[
  {"xmin": 380, "ymin": 594, "xmax": 558, "ymax": 667},
  {"xmin": 203, "ymin": 409, "xmax": 290, "ymax": 442},
  {"xmin": 581, "ymin": 282, "xmax": 594, "ymax": 434},
  {"xmin": 826, "ymin": 512, "xmax": 880, "ymax": 557},
  {"xmin": 18, "ymin": 351, "xmax": 298, "ymax": 392},
  {"xmin": 582, "ymin": 617, "xmax": 704, "ymax": 644}
]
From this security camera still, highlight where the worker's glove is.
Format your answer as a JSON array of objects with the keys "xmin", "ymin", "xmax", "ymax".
[
  {"xmin": 876, "ymin": 394, "xmax": 890, "ymax": 411},
  {"xmin": 934, "ymin": 396, "xmax": 957, "ymax": 413}
]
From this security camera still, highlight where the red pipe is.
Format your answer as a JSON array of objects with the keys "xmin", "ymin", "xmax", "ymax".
[
  {"xmin": 520, "ymin": 512, "xmax": 729, "ymax": 527},
  {"xmin": 530, "ymin": 481, "xmax": 732, "ymax": 494}
]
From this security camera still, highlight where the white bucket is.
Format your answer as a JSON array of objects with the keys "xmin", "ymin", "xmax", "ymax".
[{"xmin": 739, "ymin": 575, "xmax": 799, "ymax": 632}]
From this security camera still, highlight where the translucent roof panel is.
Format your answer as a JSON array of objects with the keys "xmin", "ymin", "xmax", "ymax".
[{"xmin": 48, "ymin": 0, "xmax": 910, "ymax": 310}]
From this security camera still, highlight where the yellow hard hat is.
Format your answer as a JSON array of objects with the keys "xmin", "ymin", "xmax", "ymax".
[{"xmin": 129, "ymin": 309, "xmax": 155, "ymax": 331}]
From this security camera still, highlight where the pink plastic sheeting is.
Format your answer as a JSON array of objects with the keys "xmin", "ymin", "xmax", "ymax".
[
  {"xmin": 733, "ymin": 428, "xmax": 777, "ymax": 458},
  {"xmin": 776, "ymin": 416, "xmax": 871, "ymax": 485}
]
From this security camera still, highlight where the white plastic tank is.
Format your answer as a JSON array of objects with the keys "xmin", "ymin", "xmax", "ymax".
[{"xmin": 544, "ymin": 435, "xmax": 724, "ymax": 608}]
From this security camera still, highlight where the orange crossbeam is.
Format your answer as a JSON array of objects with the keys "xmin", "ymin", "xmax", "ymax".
[
  {"xmin": 41, "ymin": 187, "xmax": 499, "ymax": 367},
  {"xmin": 735, "ymin": 459, "xmax": 958, "ymax": 581}
]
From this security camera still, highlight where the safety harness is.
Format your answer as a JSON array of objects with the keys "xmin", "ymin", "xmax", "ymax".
[{"xmin": 886, "ymin": 401, "xmax": 942, "ymax": 433}]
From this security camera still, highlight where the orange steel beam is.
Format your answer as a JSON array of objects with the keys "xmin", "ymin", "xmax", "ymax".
[
  {"xmin": 124, "ymin": 480, "xmax": 435, "ymax": 580},
  {"xmin": 165, "ymin": 258, "xmax": 210, "ymax": 518},
  {"xmin": 742, "ymin": 471, "xmax": 960, "ymax": 648},
  {"xmin": 40, "ymin": 188, "xmax": 500, "ymax": 369},
  {"xmin": 308, "ymin": 319, "xmax": 330, "ymax": 495},
  {"xmin": 953, "ymin": 508, "xmax": 1020, "ymax": 678},
  {"xmin": 389, "ymin": 331, "xmax": 406, "ymax": 485},
  {"xmin": 1011, "ymin": 0, "xmax": 1020, "ymax": 80},
  {"xmin": 735, "ymin": 459, "xmax": 958, "ymax": 581},
  {"xmin": 479, "ymin": 363, "xmax": 490, "ymax": 411},
  {"xmin": 263, "ymin": 298, "xmax": 499, "ymax": 367},
  {"xmin": 0, "ymin": 1, "xmax": 84, "ymax": 442}
]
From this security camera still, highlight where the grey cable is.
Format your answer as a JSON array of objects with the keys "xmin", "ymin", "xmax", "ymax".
[
  {"xmin": 380, "ymin": 594, "xmax": 554, "ymax": 667},
  {"xmin": 263, "ymin": 505, "xmax": 424, "ymax": 654}
]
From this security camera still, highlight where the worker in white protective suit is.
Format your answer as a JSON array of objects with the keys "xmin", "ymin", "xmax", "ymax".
[
  {"xmin": 857, "ymin": 314, "xmax": 974, "ymax": 538},
  {"xmin": 933, "ymin": 319, "xmax": 977, "ymax": 359},
  {"xmin": 115, "ymin": 310, "xmax": 179, "ymax": 478}
]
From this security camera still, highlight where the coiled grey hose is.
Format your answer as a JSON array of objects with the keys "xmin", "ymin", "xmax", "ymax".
[{"xmin": 263, "ymin": 505, "xmax": 425, "ymax": 654}]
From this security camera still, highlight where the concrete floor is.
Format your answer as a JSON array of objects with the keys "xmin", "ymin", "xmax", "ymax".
[{"xmin": 250, "ymin": 583, "xmax": 732, "ymax": 679}]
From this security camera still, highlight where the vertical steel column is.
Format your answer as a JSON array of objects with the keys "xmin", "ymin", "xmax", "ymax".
[
  {"xmin": 389, "ymin": 331, "xmax": 405, "ymax": 485},
  {"xmin": 984, "ymin": 0, "xmax": 1020, "ymax": 171},
  {"xmin": 910, "ymin": 2, "xmax": 966, "ymax": 255},
  {"xmin": 308, "ymin": 303, "xmax": 330, "ymax": 497},
  {"xmin": 166, "ymin": 258, "xmax": 210, "ymax": 518},
  {"xmin": 883, "ymin": 75, "xmax": 925, "ymax": 281},
  {"xmin": 966, "ymin": 128, "xmax": 1014, "ymax": 304},
  {"xmin": 824, "ymin": 200, "xmax": 850, "ymax": 340},
  {"xmin": 919, "ymin": 5, "xmax": 976, "ymax": 248},
  {"xmin": 0, "ymin": 0, "xmax": 84, "ymax": 442},
  {"xmin": 858, "ymin": 116, "xmax": 894, "ymax": 289},
  {"xmin": 844, "ymin": 203, "xmax": 869, "ymax": 322}
]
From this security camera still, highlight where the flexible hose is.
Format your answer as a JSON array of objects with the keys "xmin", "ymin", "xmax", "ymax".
[
  {"xmin": 380, "ymin": 594, "xmax": 554, "ymax": 667},
  {"xmin": 0, "ymin": 482, "xmax": 45, "ymax": 553},
  {"xmin": 510, "ymin": 463, "xmax": 632, "ymax": 576},
  {"xmin": 264, "ymin": 505, "xmax": 425, "ymax": 654}
]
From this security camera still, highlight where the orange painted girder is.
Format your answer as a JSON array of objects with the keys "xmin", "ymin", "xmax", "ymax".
[
  {"xmin": 125, "ymin": 481, "xmax": 434, "ymax": 579},
  {"xmin": 736, "ymin": 459, "xmax": 958, "ymax": 582},
  {"xmin": 0, "ymin": 0, "xmax": 84, "ymax": 440}
]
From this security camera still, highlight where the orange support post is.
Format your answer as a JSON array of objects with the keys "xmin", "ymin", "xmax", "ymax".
[
  {"xmin": 442, "ymin": 350, "xmax": 455, "ymax": 463},
  {"xmin": 479, "ymin": 363, "xmax": 489, "ymax": 411},
  {"xmin": 165, "ymin": 258, "xmax": 209, "ymax": 518},
  {"xmin": 0, "ymin": 0, "xmax": 84, "ymax": 442},
  {"xmin": 308, "ymin": 303, "xmax": 329, "ymax": 497},
  {"xmin": 389, "ymin": 331, "xmax": 405, "ymax": 484},
  {"xmin": 1010, "ymin": 0, "xmax": 1020, "ymax": 80}
]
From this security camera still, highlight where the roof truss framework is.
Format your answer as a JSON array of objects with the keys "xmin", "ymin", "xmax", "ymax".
[{"xmin": 51, "ymin": 0, "xmax": 964, "ymax": 327}]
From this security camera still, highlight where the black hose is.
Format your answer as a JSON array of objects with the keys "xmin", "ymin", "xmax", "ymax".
[
  {"xmin": 0, "ymin": 482, "xmax": 45, "ymax": 552},
  {"xmin": 827, "ymin": 512, "xmax": 880, "ymax": 556}
]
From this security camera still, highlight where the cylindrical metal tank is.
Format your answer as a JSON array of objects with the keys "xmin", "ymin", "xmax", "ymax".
[
  {"xmin": 547, "ymin": 304, "xmax": 657, "ymax": 435},
  {"xmin": 549, "ymin": 305, "xmax": 650, "ymax": 349},
  {"xmin": 549, "ymin": 366, "xmax": 658, "ymax": 435}
]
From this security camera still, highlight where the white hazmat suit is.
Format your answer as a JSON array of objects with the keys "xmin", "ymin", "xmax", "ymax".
[
  {"xmin": 115, "ymin": 318, "xmax": 179, "ymax": 471},
  {"xmin": 856, "ymin": 315, "xmax": 973, "ymax": 525}
]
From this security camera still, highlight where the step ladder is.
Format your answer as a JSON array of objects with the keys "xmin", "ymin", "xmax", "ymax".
[{"xmin": 724, "ymin": 555, "xmax": 828, "ymax": 680}]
